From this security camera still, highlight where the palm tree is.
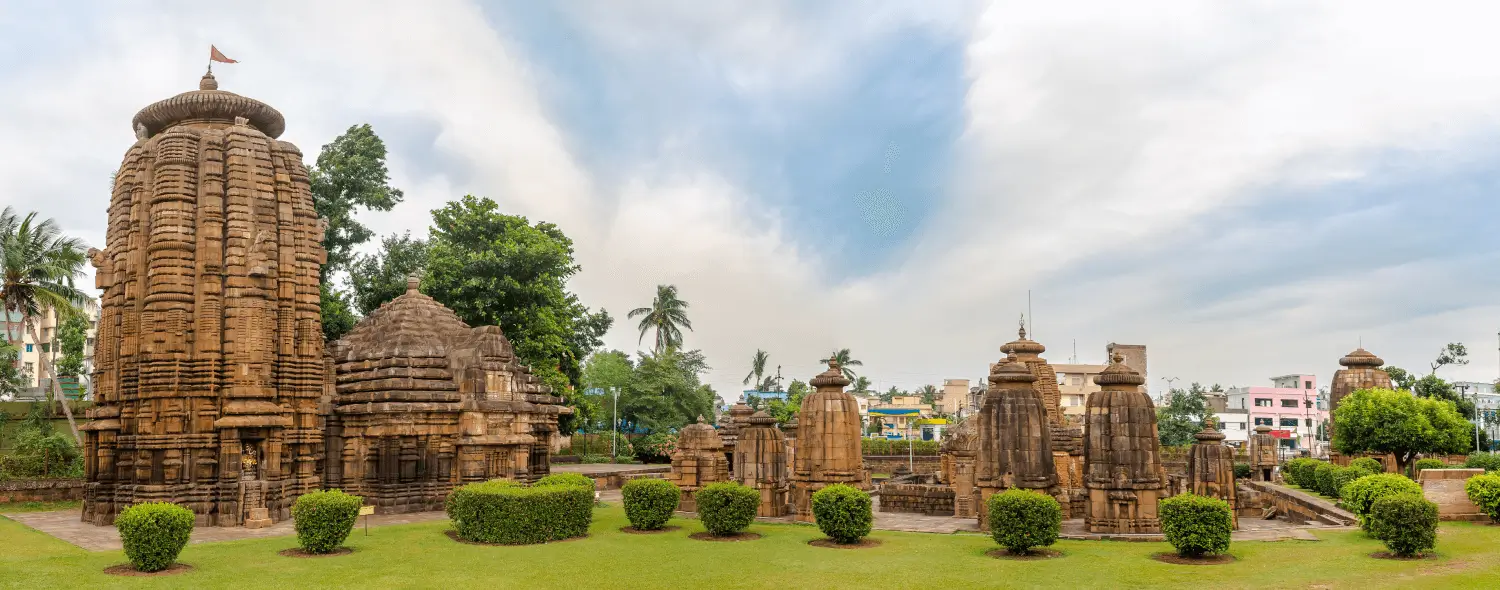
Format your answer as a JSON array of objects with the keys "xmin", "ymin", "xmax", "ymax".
[
  {"xmin": 743, "ymin": 349, "xmax": 769, "ymax": 389},
  {"xmin": 0, "ymin": 207, "xmax": 89, "ymax": 445},
  {"xmin": 818, "ymin": 348, "xmax": 862, "ymax": 381},
  {"xmin": 917, "ymin": 384, "xmax": 938, "ymax": 405},
  {"xmin": 628, "ymin": 285, "xmax": 692, "ymax": 355},
  {"xmin": 850, "ymin": 376, "xmax": 872, "ymax": 394}
]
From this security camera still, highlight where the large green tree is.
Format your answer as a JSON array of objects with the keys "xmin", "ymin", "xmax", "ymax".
[
  {"xmin": 1383, "ymin": 365, "xmax": 1417, "ymax": 391},
  {"xmin": 1333, "ymin": 387, "xmax": 1472, "ymax": 475},
  {"xmin": 54, "ymin": 312, "xmax": 88, "ymax": 379},
  {"xmin": 819, "ymin": 348, "xmax": 863, "ymax": 381},
  {"xmin": 423, "ymin": 195, "xmax": 612, "ymax": 431},
  {"xmin": 1156, "ymin": 385, "xmax": 1209, "ymax": 448},
  {"xmin": 581, "ymin": 350, "xmax": 634, "ymax": 433},
  {"xmin": 618, "ymin": 348, "xmax": 716, "ymax": 433},
  {"xmin": 628, "ymin": 285, "xmax": 692, "ymax": 355},
  {"xmin": 348, "ymin": 232, "xmax": 428, "ymax": 315},
  {"xmin": 0, "ymin": 207, "xmax": 89, "ymax": 444},
  {"xmin": 1429, "ymin": 342, "xmax": 1469, "ymax": 375},
  {"xmin": 309, "ymin": 124, "xmax": 405, "ymax": 341}
]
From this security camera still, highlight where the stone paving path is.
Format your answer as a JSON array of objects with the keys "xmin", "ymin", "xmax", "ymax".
[{"xmin": 4, "ymin": 490, "xmax": 1340, "ymax": 552}]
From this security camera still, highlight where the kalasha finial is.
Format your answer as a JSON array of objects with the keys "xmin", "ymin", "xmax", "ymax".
[
  {"xmin": 1111, "ymin": 352, "xmax": 1125, "ymax": 365},
  {"xmin": 697, "ymin": 415, "xmax": 707, "ymax": 424},
  {"xmin": 405, "ymin": 273, "xmax": 421, "ymax": 294},
  {"xmin": 200, "ymin": 70, "xmax": 218, "ymax": 91},
  {"xmin": 827, "ymin": 354, "xmax": 841, "ymax": 370},
  {"xmin": 1018, "ymin": 314, "xmax": 1027, "ymax": 339}
]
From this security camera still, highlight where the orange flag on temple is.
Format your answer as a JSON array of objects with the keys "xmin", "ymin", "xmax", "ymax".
[{"xmin": 209, "ymin": 45, "xmax": 237, "ymax": 64}]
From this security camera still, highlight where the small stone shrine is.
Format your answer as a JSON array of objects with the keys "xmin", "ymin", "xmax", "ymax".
[
  {"xmin": 1186, "ymin": 421, "xmax": 1237, "ymax": 528},
  {"xmin": 782, "ymin": 415, "xmax": 799, "ymax": 473},
  {"xmin": 1248, "ymin": 425, "xmax": 1278, "ymax": 481},
  {"xmin": 939, "ymin": 417, "xmax": 979, "ymax": 518},
  {"xmin": 719, "ymin": 401, "xmax": 754, "ymax": 476},
  {"xmin": 323, "ymin": 277, "xmax": 569, "ymax": 513},
  {"xmin": 732, "ymin": 411, "xmax": 789, "ymax": 517},
  {"xmin": 1083, "ymin": 353, "xmax": 1168, "ymax": 534},
  {"xmin": 82, "ymin": 72, "xmax": 327, "ymax": 527},
  {"xmin": 789, "ymin": 359, "xmax": 869, "ymax": 522},
  {"xmin": 1329, "ymin": 348, "xmax": 1394, "ymax": 468},
  {"xmin": 975, "ymin": 354, "xmax": 1058, "ymax": 528},
  {"xmin": 668, "ymin": 416, "xmax": 731, "ymax": 511}
]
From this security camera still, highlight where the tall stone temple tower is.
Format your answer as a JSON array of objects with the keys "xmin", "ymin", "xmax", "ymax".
[
  {"xmin": 1329, "ymin": 347, "xmax": 1393, "ymax": 469},
  {"xmin": 974, "ymin": 354, "xmax": 1057, "ymax": 529},
  {"xmin": 1082, "ymin": 353, "xmax": 1167, "ymax": 534},
  {"xmin": 81, "ymin": 72, "xmax": 327, "ymax": 527},
  {"xmin": 789, "ymin": 359, "xmax": 869, "ymax": 522}
]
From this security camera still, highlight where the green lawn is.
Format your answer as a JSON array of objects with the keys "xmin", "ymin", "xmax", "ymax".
[{"xmin": 2, "ymin": 504, "xmax": 1498, "ymax": 589}]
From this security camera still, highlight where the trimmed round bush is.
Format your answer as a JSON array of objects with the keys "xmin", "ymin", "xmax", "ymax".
[
  {"xmin": 116, "ymin": 502, "xmax": 194, "ymax": 572},
  {"xmin": 1159, "ymin": 493, "xmax": 1233, "ymax": 557},
  {"xmin": 696, "ymin": 482, "xmax": 760, "ymax": 536},
  {"xmin": 1413, "ymin": 458, "xmax": 1446, "ymax": 477},
  {"xmin": 622, "ymin": 478, "xmax": 680, "ymax": 530},
  {"xmin": 1232, "ymin": 463, "xmax": 1251, "ymax": 479},
  {"xmin": 1313, "ymin": 462, "xmax": 1338, "ymax": 497},
  {"xmin": 1342, "ymin": 473, "xmax": 1423, "ymax": 531},
  {"xmin": 292, "ymin": 489, "xmax": 363, "ymax": 554},
  {"xmin": 1464, "ymin": 473, "xmax": 1500, "ymax": 522},
  {"xmin": 534, "ymin": 473, "xmax": 597, "ymax": 493},
  {"xmin": 985, "ymin": 489, "xmax": 1061, "ymax": 554},
  {"xmin": 812, "ymin": 484, "xmax": 874, "ymax": 544},
  {"xmin": 1350, "ymin": 457, "xmax": 1384, "ymax": 474},
  {"xmin": 1332, "ymin": 466, "xmax": 1375, "ymax": 499},
  {"xmin": 1463, "ymin": 452, "xmax": 1500, "ymax": 472},
  {"xmin": 444, "ymin": 479, "xmax": 593, "ymax": 544},
  {"xmin": 1284, "ymin": 458, "xmax": 1319, "ymax": 487},
  {"xmin": 1368, "ymin": 493, "xmax": 1438, "ymax": 556}
]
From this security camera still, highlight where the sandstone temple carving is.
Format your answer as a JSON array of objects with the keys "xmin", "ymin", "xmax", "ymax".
[
  {"xmin": 323, "ymin": 277, "xmax": 568, "ymax": 513},
  {"xmin": 1186, "ymin": 421, "xmax": 1237, "ymax": 528},
  {"xmin": 668, "ymin": 417, "xmax": 731, "ymax": 511},
  {"xmin": 732, "ymin": 411, "xmax": 789, "ymax": 517},
  {"xmin": 789, "ymin": 359, "xmax": 869, "ymax": 522},
  {"xmin": 1082, "ymin": 353, "xmax": 1167, "ymax": 534},
  {"xmin": 974, "ymin": 354, "xmax": 1057, "ymax": 528},
  {"xmin": 82, "ymin": 72, "xmax": 326, "ymax": 527}
]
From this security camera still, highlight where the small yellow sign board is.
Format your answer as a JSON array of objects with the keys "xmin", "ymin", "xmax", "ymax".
[{"xmin": 358, "ymin": 506, "xmax": 375, "ymax": 516}]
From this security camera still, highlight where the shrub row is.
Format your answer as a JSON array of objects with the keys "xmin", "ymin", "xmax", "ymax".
[
  {"xmin": 1283, "ymin": 458, "xmax": 1320, "ymax": 487},
  {"xmin": 622, "ymin": 478, "xmax": 680, "ymax": 530},
  {"xmin": 1413, "ymin": 458, "xmax": 1447, "ymax": 475},
  {"xmin": 860, "ymin": 438, "xmax": 940, "ymax": 456},
  {"xmin": 445, "ymin": 478, "xmax": 594, "ymax": 544},
  {"xmin": 1464, "ymin": 452, "xmax": 1500, "ymax": 472},
  {"xmin": 1232, "ymin": 462, "xmax": 1251, "ymax": 480},
  {"xmin": 1349, "ymin": 457, "xmax": 1384, "ymax": 473}
]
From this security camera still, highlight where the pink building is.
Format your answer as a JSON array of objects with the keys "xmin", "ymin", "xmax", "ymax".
[{"xmin": 1226, "ymin": 374, "xmax": 1328, "ymax": 456}]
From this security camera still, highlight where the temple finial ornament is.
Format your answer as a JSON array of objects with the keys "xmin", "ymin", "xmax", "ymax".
[{"xmin": 406, "ymin": 273, "xmax": 421, "ymax": 294}]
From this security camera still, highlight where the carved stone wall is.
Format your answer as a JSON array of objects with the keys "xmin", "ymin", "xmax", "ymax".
[
  {"xmin": 1050, "ymin": 425, "xmax": 1087, "ymax": 518},
  {"xmin": 732, "ymin": 411, "xmax": 789, "ymax": 517},
  {"xmin": 1187, "ymin": 424, "xmax": 1238, "ymax": 528},
  {"xmin": 669, "ymin": 417, "xmax": 731, "ymax": 511},
  {"xmin": 1083, "ymin": 353, "xmax": 1167, "ymax": 534},
  {"xmin": 789, "ymin": 360, "xmax": 869, "ymax": 522},
  {"xmin": 323, "ymin": 278, "xmax": 568, "ymax": 514},
  {"xmin": 975, "ymin": 354, "xmax": 1058, "ymax": 528},
  {"xmin": 82, "ymin": 73, "xmax": 325, "ymax": 527}
]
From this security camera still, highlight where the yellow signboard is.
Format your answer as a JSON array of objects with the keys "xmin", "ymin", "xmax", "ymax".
[{"xmin": 358, "ymin": 506, "xmax": 375, "ymax": 516}]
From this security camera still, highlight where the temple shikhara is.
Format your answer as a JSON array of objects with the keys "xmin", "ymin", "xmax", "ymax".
[{"xmin": 80, "ymin": 73, "xmax": 566, "ymax": 527}]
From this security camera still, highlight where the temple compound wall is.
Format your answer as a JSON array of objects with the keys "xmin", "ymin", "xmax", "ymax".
[
  {"xmin": 323, "ymin": 278, "xmax": 567, "ymax": 514},
  {"xmin": 82, "ymin": 73, "xmax": 326, "ymax": 527}
]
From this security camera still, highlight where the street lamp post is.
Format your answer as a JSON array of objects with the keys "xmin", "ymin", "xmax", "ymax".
[{"xmin": 611, "ymin": 387, "xmax": 620, "ymax": 459}]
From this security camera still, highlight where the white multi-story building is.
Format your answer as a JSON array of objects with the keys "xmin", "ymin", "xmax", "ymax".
[
  {"xmin": 3, "ymin": 302, "xmax": 99, "ymax": 400},
  {"xmin": 1453, "ymin": 381, "xmax": 1499, "ymax": 449}
]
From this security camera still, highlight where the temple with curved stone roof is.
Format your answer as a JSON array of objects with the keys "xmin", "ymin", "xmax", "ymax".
[{"xmin": 323, "ymin": 276, "xmax": 569, "ymax": 513}]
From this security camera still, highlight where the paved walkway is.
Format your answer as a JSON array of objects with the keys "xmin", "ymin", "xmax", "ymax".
[
  {"xmin": 1, "ymin": 509, "xmax": 447, "ymax": 552},
  {"xmin": 5, "ymin": 491, "xmax": 1341, "ymax": 552}
]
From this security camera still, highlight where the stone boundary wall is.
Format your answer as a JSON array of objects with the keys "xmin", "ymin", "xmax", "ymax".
[
  {"xmin": 878, "ymin": 483, "xmax": 955, "ymax": 516},
  {"xmin": 1238, "ymin": 480, "xmax": 1356, "ymax": 526},
  {"xmin": 0, "ymin": 479, "xmax": 85, "ymax": 503},
  {"xmin": 863, "ymin": 455, "xmax": 941, "ymax": 475},
  {"xmin": 1419, "ymin": 468, "xmax": 1488, "ymax": 522}
]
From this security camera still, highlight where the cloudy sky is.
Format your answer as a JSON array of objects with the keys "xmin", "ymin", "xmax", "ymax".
[{"xmin": 3, "ymin": 0, "xmax": 1498, "ymax": 399}]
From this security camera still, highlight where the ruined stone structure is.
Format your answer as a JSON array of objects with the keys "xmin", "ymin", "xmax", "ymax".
[
  {"xmin": 82, "ymin": 72, "xmax": 326, "ymax": 527},
  {"xmin": 1248, "ymin": 425, "xmax": 1278, "ymax": 481},
  {"xmin": 1187, "ymin": 423, "xmax": 1238, "ymax": 528},
  {"xmin": 668, "ymin": 417, "xmax": 731, "ymax": 512},
  {"xmin": 322, "ymin": 277, "xmax": 568, "ymax": 513},
  {"xmin": 975, "ymin": 355, "xmax": 1058, "ymax": 528},
  {"xmin": 789, "ymin": 359, "xmax": 869, "ymax": 522},
  {"xmin": 939, "ymin": 417, "xmax": 979, "ymax": 518},
  {"xmin": 732, "ymin": 411, "xmax": 789, "ymax": 517},
  {"xmin": 999, "ymin": 323, "xmax": 1087, "ymax": 517},
  {"xmin": 782, "ymin": 415, "xmax": 799, "ymax": 475},
  {"xmin": 1050, "ymin": 423, "xmax": 1087, "ymax": 518},
  {"xmin": 718, "ymin": 402, "xmax": 754, "ymax": 476},
  {"xmin": 1083, "ymin": 353, "xmax": 1168, "ymax": 534}
]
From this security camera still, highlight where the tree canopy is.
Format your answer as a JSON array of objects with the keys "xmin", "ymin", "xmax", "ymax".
[
  {"xmin": 1333, "ymin": 387, "xmax": 1472, "ymax": 475},
  {"xmin": 628, "ymin": 285, "xmax": 692, "ymax": 355},
  {"xmin": 1429, "ymin": 342, "xmax": 1469, "ymax": 375},
  {"xmin": 55, "ymin": 312, "xmax": 88, "ymax": 379},
  {"xmin": 423, "ymin": 195, "xmax": 612, "ymax": 431},
  {"xmin": 617, "ymin": 348, "xmax": 717, "ymax": 433},
  {"xmin": 1157, "ymin": 384, "xmax": 1209, "ymax": 447},
  {"xmin": 1383, "ymin": 365, "xmax": 1417, "ymax": 391},
  {"xmin": 348, "ymin": 232, "xmax": 428, "ymax": 316}
]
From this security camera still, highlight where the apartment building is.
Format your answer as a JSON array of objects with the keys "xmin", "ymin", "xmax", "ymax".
[
  {"xmin": 1225, "ymin": 374, "xmax": 1328, "ymax": 454},
  {"xmin": 3, "ymin": 303, "xmax": 100, "ymax": 399}
]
